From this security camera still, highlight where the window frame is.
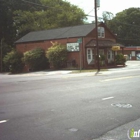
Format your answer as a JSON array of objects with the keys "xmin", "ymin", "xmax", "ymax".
[{"xmin": 98, "ymin": 27, "xmax": 105, "ymax": 38}]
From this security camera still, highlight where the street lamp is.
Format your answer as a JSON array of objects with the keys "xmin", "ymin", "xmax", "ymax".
[{"xmin": 94, "ymin": 0, "xmax": 100, "ymax": 72}]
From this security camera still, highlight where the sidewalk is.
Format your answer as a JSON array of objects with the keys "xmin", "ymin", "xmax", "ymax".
[
  {"xmin": 20, "ymin": 70, "xmax": 72, "ymax": 76},
  {"xmin": 0, "ymin": 61, "xmax": 140, "ymax": 77},
  {"xmin": 93, "ymin": 118, "xmax": 140, "ymax": 140}
]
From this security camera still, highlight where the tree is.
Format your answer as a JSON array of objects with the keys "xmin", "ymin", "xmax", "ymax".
[
  {"xmin": 0, "ymin": 0, "xmax": 86, "ymax": 59},
  {"xmin": 13, "ymin": 0, "xmax": 86, "ymax": 37},
  {"xmin": 107, "ymin": 8, "xmax": 140, "ymax": 46},
  {"xmin": 102, "ymin": 11, "xmax": 114, "ymax": 24},
  {"xmin": 115, "ymin": 53, "xmax": 126, "ymax": 65},
  {"xmin": 3, "ymin": 50, "xmax": 24, "ymax": 73},
  {"xmin": 0, "ymin": 0, "xmax": 41, "ymax": 46},
  {"xmin": 23, "ymin": 48, "xmax": 49, "ymax": 71},
  {"xmin": 0, "ymin": 39, "xmax": 12, "ymax": 72},
  {"xmin": 47, "ymin": 42, "xmax": 67, "ymax": 69}
]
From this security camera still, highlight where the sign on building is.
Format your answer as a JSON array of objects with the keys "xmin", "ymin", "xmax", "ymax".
[
  {"xmin": 67, "ymin": 43, "xmax": 79, "ymax": 52},
  {"xmin": 112, "ymin": 46, "xmax": 120, "ymax": 51},
  {"xmin": 77, "ymin": 38, "xmax": 82, "ymax": 44}
]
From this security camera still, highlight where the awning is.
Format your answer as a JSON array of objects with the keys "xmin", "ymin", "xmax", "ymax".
[{"xmin": 86, "ymin": 39, "xmax": 124, "ymax": 48}]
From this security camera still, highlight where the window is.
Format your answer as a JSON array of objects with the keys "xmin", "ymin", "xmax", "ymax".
[
  {"xmin": 92, "ymin": 49, "xmax": 95, "ymax": 60},
  {"xmin": 108, "ymin": 51, "xmax": 111, "ymax": 59},
  {"xmin": 112, "ymin": 51, "xmax": 114, "ymax": 59},
  {"xmin": 98, "ymin": 27, "xmax": 105, "ymax": 38},
  {"xmin": 88, "ymin": 50, "xmax": 91, "ymax": 59}
]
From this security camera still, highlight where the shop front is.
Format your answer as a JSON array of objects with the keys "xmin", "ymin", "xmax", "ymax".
[{"xmin": 85, "ymin": 39, "xmax": 124, "ymax": 68}]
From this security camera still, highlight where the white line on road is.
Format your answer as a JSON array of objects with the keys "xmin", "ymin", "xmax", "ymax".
[
  {"xmin": 102, "ymin": 97, "xmax": 114, "ymax": 101},
  {"xmin": 0, "ymin": 120, "xmax": 8, "ymax": 124}
]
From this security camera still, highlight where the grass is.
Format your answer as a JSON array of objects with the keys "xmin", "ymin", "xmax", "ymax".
[{"xmin": 71, "ymin": 69, "xmax": 108, "ymax": 73}]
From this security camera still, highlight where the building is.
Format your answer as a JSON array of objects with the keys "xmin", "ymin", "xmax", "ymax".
[
  {"xmin": 123, "ymin": 46, "xmax": 140, "ymax": 60},
  {"xmin": 15, "ymin": 22, "xmax": 124, "ymax": 70}
]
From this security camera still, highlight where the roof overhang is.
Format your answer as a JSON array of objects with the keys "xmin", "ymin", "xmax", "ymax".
[
  {"xmin": 86, "ymin": 39, "xmax": 124, "ymax": 48},
  {"xmin": 124, "ymin": 46, "xmax": 140, "ymax": 51}
]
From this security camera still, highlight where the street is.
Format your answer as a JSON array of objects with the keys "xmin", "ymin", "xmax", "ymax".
[{"xmin": 0, "ymin": 61, "xmax": 140, "ymax": 140}]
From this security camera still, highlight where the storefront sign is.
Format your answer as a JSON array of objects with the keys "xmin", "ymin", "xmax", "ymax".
[
  {"xmin": 112, "ymin": 46, "xmax": 120, "ymax": 51},
  {"xmin": 77, "ymin": 38, "xmax": 82, "ymax": 44},
  {"xmin": 67, "ymin": 43, "xmax": 79, "ymax": 52}
]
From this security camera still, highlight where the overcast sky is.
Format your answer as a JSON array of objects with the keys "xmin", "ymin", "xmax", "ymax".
[{"xmin": 66, "ymin": 0, "xmax": 140, "ymax": 22}]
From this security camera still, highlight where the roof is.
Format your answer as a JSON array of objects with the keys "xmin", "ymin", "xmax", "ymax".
[
  {"xmin": 125, "ymin": 46, "xmax": 140, "ymax": 48},
  {"xmin": 124, "ymin": 46, "xmax": 140, "ymax": 50},
  {"xmin": 86, "ymin": 39, "xmax": 124, "ymax": 48},
  {"xmin": 15, "ymin": 24, "xmax": 96, "ymax": 43}
]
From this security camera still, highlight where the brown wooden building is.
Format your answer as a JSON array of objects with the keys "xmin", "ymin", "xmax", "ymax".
[{"xmin": 15, "ymin": 22, "xmax": 124, "ymax": 70}]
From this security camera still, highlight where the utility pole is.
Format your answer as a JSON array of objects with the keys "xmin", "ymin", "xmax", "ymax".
[{"xmin": 94, "ymin": 0, "xmax": 100, "ymax": 72}]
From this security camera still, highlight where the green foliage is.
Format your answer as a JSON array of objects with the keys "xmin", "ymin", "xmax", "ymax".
[
  {"xmin": 0, "ymin": 40, "xmax": 12, "ymax": 72},
  {"xmin": 3, "ymin": 50, "xmax": 24, "ymax": 73},
  {"xmin": 0, "ymin": 0, "xmax": 86, "ymax": 55},
  {"xmin": 0, "ymin": 40, "xmax": 12, "ymax": 57},
  {"xmin": 107, "ymin": 8, "xmax": 140, "ymax": 46},
  {"xmin": 102, "ymin": 11, "xmax": 114, "ymax": 24},
  {"xmin": 115, "ymin": 53, "xmax": 126, "ymax": 65},
  {"xmin": 23, "ymin": 48, "xmax": 49, "ymax": 71},
  {"xmin": 13, "ymin": 0, "xmax": 86, "ymax": 37},
  {"xmin": 100, "ymin": 54, "xmax": 105, "ymax": 61},
  {"xmin": 0, "ymin": 0, "xmax": 42, "ymax": 53},
  {"xmin": 47, "ymin": 42, "xmax": 67, "ymax": 69}
]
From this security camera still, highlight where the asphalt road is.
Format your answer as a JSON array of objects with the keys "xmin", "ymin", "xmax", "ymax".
[{"xmin": 0, "ymin": 61, "xmax": 140, "ymax": 140}]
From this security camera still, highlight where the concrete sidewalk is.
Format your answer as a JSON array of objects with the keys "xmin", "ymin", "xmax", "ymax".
[
  {"xmin": 19, "ymin": 70, "xmax": 72, "ymax": 76},
  {"xmin": 0, "ymin": 70, "xmax": 72, "ymax": 76},
  {"xmin": 0, "ymin": 60, "xmax": 140, "ymax": 77},
  {"xmin": 93, "ymin": 118, "xmax": 140, "ymax": 140}
]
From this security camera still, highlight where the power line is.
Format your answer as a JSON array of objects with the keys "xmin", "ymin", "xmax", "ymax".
[
  {"xmin": 87, "ymin": 8, "xmax": 94, "ymax": 15},
  {"xmin": 22, "ymin": 0, "xmax": 100, "ymax": 19},
  {"xmin": 21, "ymin": 0, "xmax": 61, "ymax": 10},
  {"xmin": 22, "ymin": 0, "xmax": 47, "ymax": 8}
]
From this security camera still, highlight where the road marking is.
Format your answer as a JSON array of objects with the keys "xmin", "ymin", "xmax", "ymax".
[
  {"xmin": 69, "ymin": 128, "xmax": 78, "ymax": 132},
  {"xmin": 100, "ymin": 75, "xmax": 140, "ymax": 82},
  {"xmin": 0, "ymin": 120, "xmax": 8, "ymax": 124},
  {"xmin": 102, "ymin": 97, "xmax": 114, "ymax": 101}
]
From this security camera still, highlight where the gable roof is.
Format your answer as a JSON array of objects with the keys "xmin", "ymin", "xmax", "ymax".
[{"xmin": 15, "ymin": 24, "xmax": 96, "ymax": 44}]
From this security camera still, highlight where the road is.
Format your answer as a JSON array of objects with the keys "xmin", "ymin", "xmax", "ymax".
[{"xmin": 0, "ymin": 61, "xmax": 140, "ymax": 140}]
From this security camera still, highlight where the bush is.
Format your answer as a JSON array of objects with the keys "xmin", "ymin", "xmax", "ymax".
[
  {"xmin": 23, "ymin": 48, "xmax": 49, "ymax": 71},
  {"xmin": 115, "ymin": 53, "xmax": 126, "ymax": 65},
  {"xmin": 47, "ymin": 42, "xmax": 67, "ymax": 69},
  {"xmin": 3, "ymin": 50, "xmax": 24, "ymax": 73}
]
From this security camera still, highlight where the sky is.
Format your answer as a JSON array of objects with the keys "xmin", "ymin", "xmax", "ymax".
[{"xmin": 66, "ymin": 0, "xmax": 140, "ymax": 22}]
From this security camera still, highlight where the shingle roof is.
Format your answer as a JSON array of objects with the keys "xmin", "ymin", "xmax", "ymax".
[{"xmin": 15, "ymin": 24, "xmax": 96, "ymax": 43}]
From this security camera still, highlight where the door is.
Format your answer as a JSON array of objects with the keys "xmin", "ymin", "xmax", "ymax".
[{"xmin": 87, "ymin": 48, "xmax": 94, "ymax": 64}]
